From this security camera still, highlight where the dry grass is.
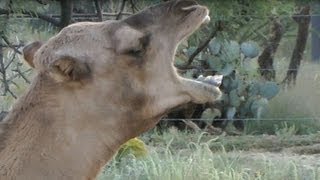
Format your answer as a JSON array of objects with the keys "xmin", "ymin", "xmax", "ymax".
[
  {"xmin": 244, "ymin": 62, "xmax": 320, "ymax": 135},
  {"xmin": 98, "ymin": 131, "xmax": 320, "ymax": 180}
]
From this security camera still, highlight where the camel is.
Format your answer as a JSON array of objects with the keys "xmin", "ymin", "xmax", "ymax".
[{"xmin": 0, "ymin": 0, "xmax": 221, "ymax": 179}]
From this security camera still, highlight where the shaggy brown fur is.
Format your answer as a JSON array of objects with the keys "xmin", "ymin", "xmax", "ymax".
[{"xmin": 0, "ymin": 0, "xmax": 220, "ymax": 179}]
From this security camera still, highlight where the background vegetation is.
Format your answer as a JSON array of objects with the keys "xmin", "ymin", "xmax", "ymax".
[{"xmin": 1, "ymin": 0, "xmax": 320, "ymax": 179}]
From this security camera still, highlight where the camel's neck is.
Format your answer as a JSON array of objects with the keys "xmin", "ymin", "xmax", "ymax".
[{"xmin": 0, "ymin": 73, "xmax": 125, "ymax": 180}]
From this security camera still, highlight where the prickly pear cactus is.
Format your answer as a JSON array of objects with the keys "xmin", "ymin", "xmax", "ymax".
[
  {"xmin": 176, "ymin": 36, "xmax": 280, "ymax": 126},
  {"xmin": 240, "ymin": 41, "xmax": 260, "ymax": 59}
]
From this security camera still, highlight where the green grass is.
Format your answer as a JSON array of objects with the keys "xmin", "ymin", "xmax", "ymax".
[{"xmin": 98, "ymin": 131, "xmax": 320, "ymax": 180}]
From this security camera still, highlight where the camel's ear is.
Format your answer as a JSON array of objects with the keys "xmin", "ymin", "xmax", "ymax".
[
  {"xmin": 23, "ymin": 41, "xmax": 43, "ymax": 68},
  {"xmin": 49, "ymin": 55, "xmax": 91, "ymax": 82}
]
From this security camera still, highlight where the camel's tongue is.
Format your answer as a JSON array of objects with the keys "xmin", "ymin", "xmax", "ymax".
[{"xmin": 197, "ymin": 75, "xmax": 223, "ymax": 87}]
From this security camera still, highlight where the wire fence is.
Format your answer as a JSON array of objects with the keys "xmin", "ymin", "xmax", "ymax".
[
  {"xmin": 187, "ymin": 68, "xmax": 320, "ymax": 72},
  {"xmin": 161, "ymin": 117, "xmax": 320, "ymax": 121},
  {"xmin": 219, "ymin": 14, "xmax": 320, "ymax": 18}
]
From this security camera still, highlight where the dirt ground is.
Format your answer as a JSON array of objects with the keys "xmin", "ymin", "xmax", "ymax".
[{"xmin": 236, "ymin": 148, "xmax": 320, "ymax": 168}]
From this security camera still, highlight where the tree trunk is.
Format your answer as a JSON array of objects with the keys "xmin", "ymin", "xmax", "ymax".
[
  {"xmin": 0, "ymin": 111, "xmax": 8, "ymax": 121},
  {"xmin": 94, "ymin": 0, "xmax": 103, "ymax": 21},
  {"xmin": 311, "ymin": 2, "xmax": 320, "ymax": 62},
  {"xmin": 0, "ymin": 40, "xmax": 11, "ymax": 97},
  {"xmin": 116, "ymin": 0, "xmax": 127, "ymax": 20},
  {"xmin": 0, "ymin": 1, "xmax": 11, "ymax": 98},
  {"xmin": 60, "ymin": 0, "xmax": 73, "ymax": 29},
  {"xmin": 283, "ymin": 5, "xmax": 311, "ymax": 87},
  {"xmin": 257, "ymin": 17, "xmax": 284, "ymax": 81}
]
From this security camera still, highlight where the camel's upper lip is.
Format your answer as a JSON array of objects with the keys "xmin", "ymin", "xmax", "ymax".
[
  {"xmin": 203, "ymin": 15, "xmax": 210, "ymax": 24},
  {"xmin": 181, "ymin": 5, "xmax": 198, "ymax": 12},
  {"xmin": 182, "ymin": 5, "xmax": 210, "ymax": 25}
]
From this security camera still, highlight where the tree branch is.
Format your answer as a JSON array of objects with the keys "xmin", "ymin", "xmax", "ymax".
[
  {"xmin": 129, "ymin": 0, "xmax": 139, "ymax": 13},
  {"xmin": 176, "ymin": 21, "xmax": 223, "ymax": 69},
  {"xmin": 6, "ymin": 88, "xmax": 17, "ymax": 99},
  {"xmin": 0, "ymin": 44, "xmax": 11, "ymax": 97},
  {"xmin": 5, "ymin": 50, "xmax": 17, "ymax": 70},
  {"xmin": 0, "ymin": 10, "xmax": 132, "ymax": 19},
  {"xmin": 1, "ymin": 35, "xmax": 22, "ymax": 55},
  {"xmin": 282, "ymin": 5, "xmax": 311, "ymax": 88},
  {"xmin": 182, "ymin": 119, "xmax": 201, "ymax": 132},
  {"xmin": 0, "ymin": 44, "xmax": 24, "ymax": 48},
  {"xmin": 116, "ymin": 0, "xmax": 127, "ymax": 20},
  {"xmin": 0, "ymin": 8, "xmax": 60, "ymax": 27},
  {"xmin": 60, "ymin": 0, "xmax": 73, "ymax": 29},
  {"xmin": 257, "ymin": 17, "xmax": 284, "ymax": 81},
  {"xmin": 12, "ymin": 68, "xmax": 30, "ymax": 84},
  {"xmin": 94, "ymin": 0, "xmax": 103, "ymax": 21}
]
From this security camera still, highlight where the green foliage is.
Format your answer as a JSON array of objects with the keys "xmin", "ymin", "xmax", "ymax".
[{"xmin": 275, "ymin": 122, "xmax": 298, "ymax": 138}]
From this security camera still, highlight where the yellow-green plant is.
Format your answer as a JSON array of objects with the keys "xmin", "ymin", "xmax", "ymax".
[{"xmin": 116, "ymin": 138, "xmax": 148, "ymax": 160}]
